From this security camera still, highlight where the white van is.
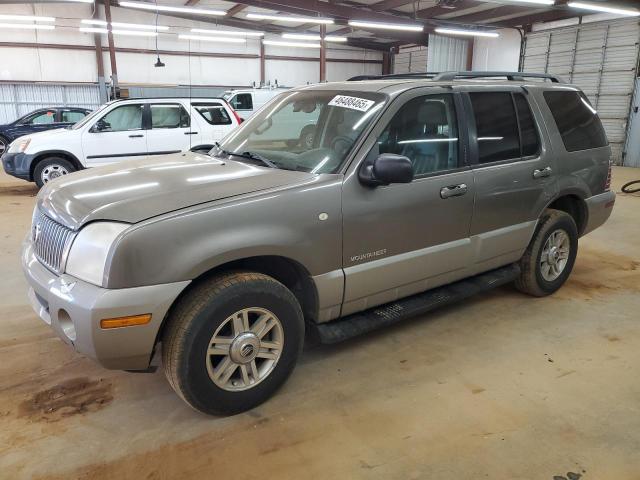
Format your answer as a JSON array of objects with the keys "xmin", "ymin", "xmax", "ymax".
[
  {"xmin": 223, "ymin": 87, "xmax": 288, "ymax": 119},
  {"xmin": 2, "ymin": 97, "xmax": 241, "ymax": 187}
]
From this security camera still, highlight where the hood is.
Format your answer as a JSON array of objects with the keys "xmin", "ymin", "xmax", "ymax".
[
  {"xmin": 38, "ymin": 152, "xmax": 315, "ymax": 230},
  {"xmin": 25, "ymin": 127, "xmax": 73, "ymax": 142}
]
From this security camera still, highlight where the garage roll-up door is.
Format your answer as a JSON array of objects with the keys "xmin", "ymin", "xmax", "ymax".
[{"xmin": 523, "ymin": 19, "xmax": 640, "ymax": 164}]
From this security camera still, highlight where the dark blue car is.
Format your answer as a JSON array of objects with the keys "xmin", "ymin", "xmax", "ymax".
[{"xmin": 0, "ymin": 107, "xmax": 92, "ymax": 154}]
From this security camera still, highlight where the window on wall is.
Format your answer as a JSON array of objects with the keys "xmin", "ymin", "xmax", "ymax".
[
  {"xmin": 544, "ymin": 90, "xmax": 608, "ymax": 152},
  {"xmin": 469, "ymin": 92, "xmax": 520, "ymax": 163},
  {"xmin": 513, "ymin": 93, "xmax": 540, "ymax": 157},
  {"xmin": 193, "ymin": 104, "xmax": 232, "ymax": 125},
  {"xmin": 99, "ymin": 104, "xmax": 144, "ymax": 131},
  {"xmin": 150, "ymin": 104, "xmax": 190, "ymax": 129},
  {"xmin": 377, "ymin": 93, "xmax": 459, "ymax": 176}
]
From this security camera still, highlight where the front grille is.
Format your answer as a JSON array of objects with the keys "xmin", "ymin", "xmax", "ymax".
[{"xmin": 32, "ymin": 210, "xmax": 75, "ymax": 273}]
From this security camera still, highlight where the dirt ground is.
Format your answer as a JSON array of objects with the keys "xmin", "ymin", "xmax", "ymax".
[{"xmin": 0, "ymin": 167, "xmax": 639, "ymax": 480}]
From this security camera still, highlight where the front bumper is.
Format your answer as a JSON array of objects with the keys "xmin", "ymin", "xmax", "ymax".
[
  {"xmin": 1, "ymin": 151, "xmax": 34, "ymax": 181},
  {"xmin": 583, "ymin": 190, "xmax": 616, "ymax": 235},
  {"xmin": 22, "ymin": 240, "xmax": 190, "ymax": 370}
]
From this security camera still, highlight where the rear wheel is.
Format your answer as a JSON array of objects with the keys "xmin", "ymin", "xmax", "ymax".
[
  {"xmin": 162, "ymin": 271, "xmax": 304, "ymax": 415},
  {"xmin": 0, "ymin": 136, "xmax": 8, "ymax": 155},
  {"xmin": 33, "ymin": 156, "xmax": 76, "ymax": 188},
  {"xmin": 515, "ymin": 209, "xmax": 578, "ymax": 297}
]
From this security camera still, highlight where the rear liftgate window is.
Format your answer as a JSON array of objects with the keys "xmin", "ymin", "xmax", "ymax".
[{"xmin": 544, "ymin": 90, "xmax": 608, "ymax": 152}]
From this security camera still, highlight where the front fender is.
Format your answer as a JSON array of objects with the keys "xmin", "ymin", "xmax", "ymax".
[{"xmin": 105, "ymin": 176, "xmax": 344, "ymax": 289}]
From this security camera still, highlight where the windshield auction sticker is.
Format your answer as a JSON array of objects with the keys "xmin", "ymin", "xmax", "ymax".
[{"xmin": 328, "ymin": 95, "xmax": 375, "ymax": 112}]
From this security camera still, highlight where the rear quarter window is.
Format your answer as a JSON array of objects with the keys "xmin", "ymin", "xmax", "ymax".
[{"xmin": 543, "ymin": 90, "xmax": 608, "ymax": 152}]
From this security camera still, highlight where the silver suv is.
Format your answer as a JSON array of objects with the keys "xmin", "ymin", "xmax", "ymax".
[{"xmin": 22, "ymin": 71, "xmax": 615, "ymax": 415}]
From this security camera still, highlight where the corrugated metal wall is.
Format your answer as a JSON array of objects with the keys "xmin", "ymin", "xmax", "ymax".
[
  {"xmin": 393, "ymin": 46, "xmax": 428, "ymax": 74},
  {"xmin": 427, "ymin": 34, "xmax": 468, "ymax": 72},
  {"xmin": 0, "ymin": 83, "xmax": 102, "ymax": 124},
  {"xmin": 523, "ymin": 19, "xmax": 640, "ymax": 165}
]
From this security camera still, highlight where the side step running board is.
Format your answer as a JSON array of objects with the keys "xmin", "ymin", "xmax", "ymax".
[{"xmin": 312, "ymin": 263, "xmax": 520, "ymax": 344}]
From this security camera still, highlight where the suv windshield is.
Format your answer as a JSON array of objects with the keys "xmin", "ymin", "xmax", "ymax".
[{"xmin": 216, "ymin": 90, "xmax": 387, "ymax": 174}]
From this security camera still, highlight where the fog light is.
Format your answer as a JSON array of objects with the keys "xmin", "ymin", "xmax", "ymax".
[
  {"xmin": 58, "ymin": 309, "xmax": 76, "ymax": 341},
  {"xmin": 100, "ymin": 314, "xmax": 152, "ymax": 329}
]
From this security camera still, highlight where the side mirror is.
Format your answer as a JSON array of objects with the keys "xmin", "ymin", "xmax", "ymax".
[
  {"xmin": 91, "ymin": 119, "xmax": 110, "ymax": 133},
  {"xmin": 359, "ymin": 153, "xmax": 414, "ymax": 186}
]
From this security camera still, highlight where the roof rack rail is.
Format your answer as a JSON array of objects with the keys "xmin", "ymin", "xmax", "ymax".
[
  {"xmin": 432, "ymin": 71, "xmax": 565, "ymax": 83},
  {"xmin": 347, "ymin": 72, "xmax": 442, "ymax": 81}
]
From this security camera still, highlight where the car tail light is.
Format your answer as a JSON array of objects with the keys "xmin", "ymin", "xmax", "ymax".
[
  {"xmin": 226, "ymin": 102, "xmax": 244, "ymax": 125},
  {"xmin": 604, "ymin": 159, "xmax": 612, "ymax": 191}
]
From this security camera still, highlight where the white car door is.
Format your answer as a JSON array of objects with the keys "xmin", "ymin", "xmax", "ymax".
[
  {"xmin": 191, "ymin": 102, "xmax": 236, "ymax": 146},
  {"xmin": 81, "ymin": 103, "xmax": 147, "ymax": 166},
  {"xmin": 145, "ymin": 103, "xmax": 195, "ymax": 156}
]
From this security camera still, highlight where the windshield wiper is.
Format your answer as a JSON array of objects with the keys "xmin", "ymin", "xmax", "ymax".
[{"xmin": 235, "ymin": 151, "xmax": 278, "ymax": 169}]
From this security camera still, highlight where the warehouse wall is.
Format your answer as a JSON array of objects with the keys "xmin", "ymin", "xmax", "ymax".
[
  {"xmin": 472, "ymin": 29, "xmax": 521, "ymax": 71},
  {"xmin": 0, "ymin": 3, "xmax": 382, "ymax": 88}
]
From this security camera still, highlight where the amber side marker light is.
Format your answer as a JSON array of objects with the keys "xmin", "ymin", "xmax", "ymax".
[{"xmin": 100, "ymin": 314, "xmax": 152, "ymax": 329}]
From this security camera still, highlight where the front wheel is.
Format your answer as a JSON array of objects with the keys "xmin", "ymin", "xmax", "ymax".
[
  {"xmin": 33, "ymin": 156, "xmax": 76, "ymax": 188},
  {"xmin": 515, "ymin": 209, "xmax": 578, "ymax": 297},
  {"xmin": 0, "ymin": 136, "xmax": 8, "ymax": 155},
  {"xmin": 162, "ymin": 272, "xmax": 304, "ymax": 415}
]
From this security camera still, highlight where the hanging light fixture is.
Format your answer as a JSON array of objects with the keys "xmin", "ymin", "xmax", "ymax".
[{"xmin": 153, "ymin": 0, "xmax": 165, "ymax": 67}]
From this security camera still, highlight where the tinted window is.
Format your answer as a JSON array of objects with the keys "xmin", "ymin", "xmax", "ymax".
[
  {"xmin": 24, "ymin": 110, "xmax": 56, "ymax": 125},
  {"xmin": 514, "ymin": 94, "xmax": 539, "ymax": 157},
  {"xmin": 150, "ymin": 104, "xmax": 190, "ymax": 129},
  {"xmin": 99, "ymin": 104, "xmax": 143, "ymax": 131},
  {"xmin": 377, "ymin": 94, "xmax": 459, "ymax": 176},
  {"xmin": 194, "ymin": 104, "xmax": 231, "ymax": 125},
  {"xmin": 544, "ymin": 91, "xmax": 607, "ymax": 152},
  {"xmin": 61, "ymin": 110, "xmax": 87, "ymax": 123},
  {"xmin": 231, "ymin": 93, "xmax": 253, "ymax": 110},
  {"xmin": 470, "ymin": 92, "xmax": 520, "ymax": 163}
]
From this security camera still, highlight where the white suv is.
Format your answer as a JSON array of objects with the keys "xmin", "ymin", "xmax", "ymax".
[{"xmin": 1, "ymin": 97, "xmax": 241, "ymax": 187}]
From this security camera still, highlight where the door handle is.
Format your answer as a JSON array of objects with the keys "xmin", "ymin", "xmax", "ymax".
[
  {"xmin": 184, "ymin": 131, "xmax": 199, "ymax": 135},
  {"xmin": 533, "ymin": 166, "xmax": 552, "ymax": 179},
  {"xmin": 440, "ymin": 183, "xmax": 468, "ymax": 199},
  {"xmin": 128, "ymin": 134, "xmax": 144, "ymax": 138}
]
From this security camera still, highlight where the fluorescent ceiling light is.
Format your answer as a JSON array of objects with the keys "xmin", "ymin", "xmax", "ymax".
[
  {"xmin": 247, "ymin": 13, "xmax": 334, "ymax": 24},
  {"xmin": 112, "ymin": 29, "xmax": 158, "ymax": 36},
  {"xmin": 179, "ymin": 34, "xmax": 246, "ymax": 43},
  {"xmin": 348, "ymin": 20, "xmax": 423, "ymax": 32},
  {"xmin": 435, "ymin": 27, "xmax": 499, "ymax": 37},
  {"xmin": 79, "ymin": 27, "xmax": 108, "ymax": 33},
  {"xmin": 567, "ymin": 1, "xmax": 640, "ymax": 16},
  {"xmin": 263, "ymin": 40, "xmax": 321, "ymax": 48},
  {"xmin": 325, "ymin": 36, "xmax": 347, "ymax": 42},
  {"xmin": 81, "ymin": 19, "xmax": 107, "ymax": 25},
  {"xmin": 66, "ymin": 0, "xmax": 95, "ymax": 3},
  {"xmin": 191, "ymin": 28, "xmax": 263, "ymax": 36},
  {"xmin": 282, "ymin": 33, "xmax": 321, "ymax": 40},
  {"xmin": 0, "ymin": 23, "xmax": 55, "ymax": 30},
  {"xmin": 0, "ymin": 14, "xmax": 55, "ymax": 22},
  {"xmin": 111, "ymin": 21, "xmax": 169, "ymax": 31},
  {"xmin": 119, "ymin": 1, "xmax": 226, "ymax": 16},
  {"xmin": 505, "ymin": 0, "xmax": 554, "ymax": 4}
]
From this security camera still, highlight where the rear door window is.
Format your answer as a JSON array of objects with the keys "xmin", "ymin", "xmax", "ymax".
[
  {"xmin": 513, "ymin": 93, "xmax": 540, "ymax": 157},
  {"xmin": 469, "ymin": 92, "xmax": 520, "ymax": 163},
  {"xmin": 150, "ymin": 104, "xmax": 190, "ymax": 129},
  {"xmin": 60, "ymin": 109, "xmax": 88, "ymax": 123},
  {"xmin": 543, "ymin": 90, "xmax": 607, "ymax": 152}
]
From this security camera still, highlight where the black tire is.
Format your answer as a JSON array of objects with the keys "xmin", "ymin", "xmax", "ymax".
[
  {"xmin": 0, "ymin": 135, "xmax": 9, "ymax": 156},
  {"xmin": 33, "ymin": 156, "xmax": 76, "ymax": 188},
  {"xmin": 162, "ymin": 271, "xmax": 304, "ymax": 415},
  {"xmin": 515, "ymin": 209, "xmax": 578, "ymax": 297}
]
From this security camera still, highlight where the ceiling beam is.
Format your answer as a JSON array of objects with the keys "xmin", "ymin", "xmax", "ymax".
[
  {"xmin": 415, "ymin": 0, "xmax": 483, "ymax": 19},
  {"xmin": 493, "ymin": 8, "xmax": 579, "ymax": 27},
  {"xmin": 184, "ymin": 0, "xmax": 199, "ymax": 5},
  {"xmin": 369, "ymin": 0, "xmax": 416, "ymax": 11},
  {"xmin": 450, "ymin": 4, "xmax": 536, "ymax": 23},
  {"xmin": 226, "ymin": 4, "xmax": 248, "ymax": 18}
]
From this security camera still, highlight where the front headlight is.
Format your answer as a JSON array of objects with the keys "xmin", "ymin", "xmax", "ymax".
[
  {"xmin": 65, "ymin": 222, "xmax": 129, "ymax": 286},
  {"xmin": 8, "ymin": 138, "xmax": 31, "ymax": 153}
]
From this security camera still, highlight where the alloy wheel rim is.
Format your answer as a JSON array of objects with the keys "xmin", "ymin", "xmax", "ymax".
[
  {"xmin": 540, "ymin": 229, "xmax": 570, "ymax": 282},
  {"xmin": 205, "ymin": 307, "xmax": 284, "ymax": 392},
  {"xmin": 0, "ymin": 138, "xmax": 6, "ymax": 154},
  {"xmin": 41, "ymin": 164, "xmax": 69, "ymax": 184}
]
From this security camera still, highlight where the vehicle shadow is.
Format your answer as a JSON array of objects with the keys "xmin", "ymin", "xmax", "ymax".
[{"xmin": 0, "ymin": 183, "xmax": 38, "ymax": 197}]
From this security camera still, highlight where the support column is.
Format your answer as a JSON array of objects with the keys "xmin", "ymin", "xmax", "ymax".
[
  {"xmin": 466, "ymin": 38, "xmax": 474, "ymax": 70},
  {"xmin": 103, "ymin": 0, "xmax": 119, "ymax": 96},
  {"xmin": 260, "ymin": 41, "xmax": 265, "ymax": 86},
  {"xmin": 319, "ymin": 24, "xmax": 326, "ymax": 82},
  {"xmin": 382, "ymin": 50, "xmax": 391, "ymax": 75},
  {"xmin": 93, "ymin": 4, "xmax": 107, "ymax": 103}
]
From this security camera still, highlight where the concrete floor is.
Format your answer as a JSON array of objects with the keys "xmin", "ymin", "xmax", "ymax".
[{"xmin": 0, "ymin": 167, "xmax": 639, "ymax": 480}]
